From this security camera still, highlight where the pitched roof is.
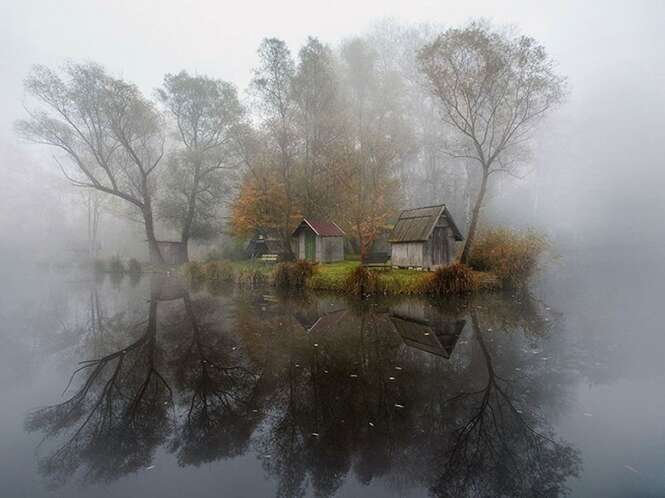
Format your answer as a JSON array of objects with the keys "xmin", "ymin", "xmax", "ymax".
[
  {"xmin": 292, "ymin": 218, "xmax": 345, "ymax": 237},
  {"xmin": 389, "ymin": 204, "xmax": 463, "ymax": 243},
  {"xmin": 390, "ymin": 314, "xmax": 466, "ymax": 359}
]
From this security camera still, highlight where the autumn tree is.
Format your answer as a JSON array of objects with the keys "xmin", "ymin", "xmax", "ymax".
[
  {"xmin": 418, "ymin": 22, "xmax": 565, "ymax": 263},
  {"xmin": 156, "ymin": 71, "xmax": 245, "ymax": 261},
  {"xmin": 17, "ymin": 62, "xmax": 167, "ymax": 263}
]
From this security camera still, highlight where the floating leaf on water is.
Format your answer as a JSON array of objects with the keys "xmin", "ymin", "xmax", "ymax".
[
  {"xmin": 350, "ymin": 374, "xmax": 359, "ymax": 378},
  {"xmin": 146, "ymin": 465, "xmax": 155, "ymax": 470},
  {"xmin": 388, "ymin": 376, "xmax": 396, "ymax": 381},
  {"xmin": 394, "ymin": 404, "xmax": 405, "ymax": 409},
  {"xmin": 311, "ymin": 432, "xmax": 320, "ymax": 437},
  {"xmin": 394, "ymin": 366, "xmax": 403, "ymax": 371},
  {"xmin": 368, "ymin": 422, "xmax": 375, "ymax": 427}
]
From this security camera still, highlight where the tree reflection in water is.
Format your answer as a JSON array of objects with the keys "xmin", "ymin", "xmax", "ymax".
[{"xmin": 26, "ymin": 277, "xmax": 580, "ymax": 496}]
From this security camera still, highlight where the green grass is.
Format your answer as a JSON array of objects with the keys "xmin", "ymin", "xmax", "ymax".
[
  {"xmin": 180, "ymin": 257, "xmax": 499, "ymax": 296},
  {"xmin": 307, "ymin": 260, "xmax": 495, "ymax": 295}
]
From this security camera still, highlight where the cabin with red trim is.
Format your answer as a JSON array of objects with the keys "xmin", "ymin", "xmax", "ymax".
[{"xmin": 292, "ymin": 218, "xmax": 345, "ymax": 263}]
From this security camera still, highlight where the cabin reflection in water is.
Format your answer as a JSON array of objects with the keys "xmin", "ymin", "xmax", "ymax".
[{"xmin": 390, "ymin": 301, "xmax": 466, "ymax": 359}]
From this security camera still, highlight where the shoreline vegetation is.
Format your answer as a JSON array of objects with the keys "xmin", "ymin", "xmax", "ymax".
[{"xmin": 180, "ymin": 228, "xmax": 548, "ymax": 297}]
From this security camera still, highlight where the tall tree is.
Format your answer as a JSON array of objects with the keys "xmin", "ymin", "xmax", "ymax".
[
  {"xmin": 251, "ymin": 38, "xmax": 298, "ymax": 253},
  {"xmin": 338, "ymin": 38, "xmax": 413, "ymax": 258},
  {"xmin": 418, "ymin": 22, "xmax": 565, "ymax": 263},
  {"xmin": 17, "ymin": 62, "xmax": 166, "ymax": 262},
  {"xmin": 156, "ymin": 71, "xmax": 245, "ymax": 260},
  {"xmin": 291, "ymin": 37, "xmax": 345, "ymax": 217}
]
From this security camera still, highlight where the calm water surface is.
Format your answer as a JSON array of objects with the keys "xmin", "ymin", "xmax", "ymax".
[{"xmin": 1, "ymin": 254, "xmax": 664, "ymax": 498}]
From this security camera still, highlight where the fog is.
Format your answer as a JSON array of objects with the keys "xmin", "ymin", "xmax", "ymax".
[{"xmin": 1, "ymin": 0, "xmax": 664, "ymax": 264}]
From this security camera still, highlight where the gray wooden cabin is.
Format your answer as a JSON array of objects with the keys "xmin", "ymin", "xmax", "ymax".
[
  {"xmin": 292, "ymin": 218, "xmax": 345, "ymax": 263},
  {"xmin": 389, "ymin": 204, "xmax": 463, "ymax": 269}
]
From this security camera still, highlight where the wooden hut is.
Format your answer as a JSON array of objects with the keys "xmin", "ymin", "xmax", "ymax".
[
  {"xmin": 292, "ymin": 218, "xmax": 345, "ymax": 263},
  {"xmin": 388, "ymin": 204, "xmax": 463, "ymax": 269},
  {"xmin": 246, "ymin": 228, "xmax": 289, "ymax": 262}
]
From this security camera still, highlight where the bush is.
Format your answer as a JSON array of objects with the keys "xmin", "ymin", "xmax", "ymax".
[
  {"xmin": 420, "ymin": 263, "xmax": 474, "ymax": 296},
  {"xmin": 127, "ymin": 258, "xmax": 142, "ymax": 274},
  {"xmin": 183, "ymin": 261, "xmax": 206, "ymax": 282},
  {"xmin": 274, "ymin": 260, "xmax": 316, "ymax": 288},
  {"xmin": 204, "ymin": 261, "xmax": 234, "ymax": 283},
  {"xmin": 469, "ymin": 228, "xmax": 549, "ymax": 287},
  {"xmin": 344, "ymin": 265, "xmax": 380, "ymax": 296},
  {"xmin": 109, "ymin": 256, "xmax": 125, "ymax": 274}
]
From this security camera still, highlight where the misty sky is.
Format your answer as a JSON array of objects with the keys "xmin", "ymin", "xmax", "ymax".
[{"xmin": 2, "ymin": 0, "xmax": 664, "ymax": 253}]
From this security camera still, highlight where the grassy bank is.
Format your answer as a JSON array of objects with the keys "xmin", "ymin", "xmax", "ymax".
[
  {"xmin": 181, "ymin": 228, "xmax": 545, "ymax": 296},
  {"xmin": 183, "ymin": 258, "xmax": 499, "ymax": 296},
  {"xmin": 308, "ymin": 261, "xmax": 498, "ymax": 295}
]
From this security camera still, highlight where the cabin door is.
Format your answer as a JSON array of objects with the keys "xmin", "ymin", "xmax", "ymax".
[
  {"xmin": 305, "ymin": 231, "xmax": 316, "ymax": 261},
  {"xmin": 431, "ymin": 227, "xmax": 448, "ymax": 266}
]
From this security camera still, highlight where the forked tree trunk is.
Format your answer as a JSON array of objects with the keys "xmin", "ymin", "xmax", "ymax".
[{"xmin": 459, "ymin": 169, "xmax": 489, "ymax": 265}]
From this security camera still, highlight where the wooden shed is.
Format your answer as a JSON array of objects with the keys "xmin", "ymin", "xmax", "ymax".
[
  {"xmin": 292, "ymin": 218, "xmax": 345, "ymax": 263},
  {"xmin": 389, "ymin": 204, "xmax": 463, "ymax": 269}
]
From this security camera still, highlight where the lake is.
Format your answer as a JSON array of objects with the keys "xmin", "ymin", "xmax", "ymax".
[{"xmin": 1, "ymin": 253, "xmax": 664, "ymax": 498}]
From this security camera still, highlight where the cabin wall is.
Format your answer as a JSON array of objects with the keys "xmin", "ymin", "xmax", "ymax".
[
  {"xmin": 318, "ymin": 236, "xmax": 344, "ymax": 263},
  {"xmin": 296, "ymin": 232, "xmax": 306, "ymax": 259},
  {"xmin": 391, "ymin": 242, "xmax": 424, "ymax": 268}
]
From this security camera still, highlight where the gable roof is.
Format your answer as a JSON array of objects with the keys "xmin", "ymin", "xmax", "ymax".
[
  {"xmin": 292, "ymin": 218, "xmax": 345, "ymax": 237},
  {"xmin": 389, "ymin": 204, "xmax": 463, "ymax": 243},
  {"xmin": 390, "ymin": 313, "xmax": 466, "ymax": 359}
]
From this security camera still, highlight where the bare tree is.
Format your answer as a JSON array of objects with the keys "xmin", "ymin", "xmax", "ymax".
[
  {"xmin": 16, "ymin": 62, "xmax": 166, "ymax": 263},
  {"xmin": 418, "ymin": 22, "xmax": 565, "ymax": 262},
  {"xmin": 156, "ymin": 71, "xmax": 245, "ymax": 260}
]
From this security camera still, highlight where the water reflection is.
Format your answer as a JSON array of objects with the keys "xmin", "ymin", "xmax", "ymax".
[{"xmin": 27, "ymin": 277, "xmax": 580, "ymax": 496}]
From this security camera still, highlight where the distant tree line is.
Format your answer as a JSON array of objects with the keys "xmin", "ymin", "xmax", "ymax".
[{"xmin": 17, "ymin": 20, "xmax": 564, "ymax": 262}]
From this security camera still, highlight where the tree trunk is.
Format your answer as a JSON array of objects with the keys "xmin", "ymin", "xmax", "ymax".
[
  {"xmin": 459, "ymin": 169, "xmax": 489, "ymax": 265},
  {"xmin": 180, "ymin": 193, "xmax": 196, "ymax": 263},
  {"xmin": 143, "ymin": 201, "xmax": 164, "ymax": 264}
]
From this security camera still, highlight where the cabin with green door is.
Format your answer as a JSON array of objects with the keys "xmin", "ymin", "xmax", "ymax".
[{"xmin": 292, "ymin": 218, "xmax": 345, "ymax": 263}]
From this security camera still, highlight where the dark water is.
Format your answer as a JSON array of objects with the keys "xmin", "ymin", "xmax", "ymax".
[{"xmin": 1, "ymin": 255, "xmax": 664, "ymax": 498}]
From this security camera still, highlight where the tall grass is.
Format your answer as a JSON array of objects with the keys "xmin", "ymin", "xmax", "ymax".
[
  {"xmin": 420, "ymin": 263, "xmax": 474, "ymax": 296},
  {"xmin": 204, "ymin": 261, "xmax": 234, "ymax": 282},
  {"xmin": 184, "ymin": 261, "xmax": 206, "ymax": 283},
  {"xmin": 274, "ymin": 260, "xmax": 316, "ymax": 288},
  {"xmin": 469, "ymin": 228, "xmax": 549, "ymax": 287},
  {"xmin": 344, "ymin": 265, "xmax": 380, "ymax": 296},
  {"xmin": 236, "ymin": 266, "xmax": 268, "ymax": 288}
]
